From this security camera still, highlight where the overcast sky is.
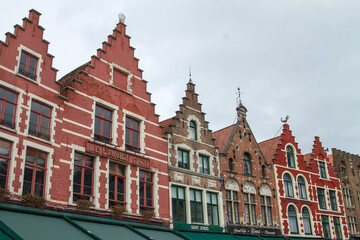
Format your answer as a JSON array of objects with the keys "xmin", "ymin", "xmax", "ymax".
[{"xmin": 1, "ymin": 1, "xmax": 359, "ymax": 155}]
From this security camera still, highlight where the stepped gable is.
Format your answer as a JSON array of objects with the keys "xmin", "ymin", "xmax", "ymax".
[
  {"xmin": 212, "ymin": 124, "xmax": 236, "ymax": 154},
  {"xmin": 0, "ymin": 9, "xmax": 58, "ymax": 87},
  {"xmin": 258, "ymin": 136, "xmax": 281, "ymax": 162},
  {"xmin": 310, "ymin": 136, "xmax": 336, "ymax": 176}
]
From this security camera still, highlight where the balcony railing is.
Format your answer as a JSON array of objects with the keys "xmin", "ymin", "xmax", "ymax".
[
  {"xmin": 19, "ymin": 68, "xmax": 36, "ymax": 80},
  {"xmin": 28, "ymin": 129, "xmax": 50, "ymax": 141},
  {"xmin": 94, "ymin": 134, "xmax": 111, "ymax": 143},
  {"xmin": 0, "ymin": 118, "xmax": 16, "ymax": 129}
]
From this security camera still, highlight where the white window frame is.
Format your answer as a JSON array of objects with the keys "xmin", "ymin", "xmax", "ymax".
[{"xmin": 15, "ymin": 45, "xmax": 43, "ymax": 84}]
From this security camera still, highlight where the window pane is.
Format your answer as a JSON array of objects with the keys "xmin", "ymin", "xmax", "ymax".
[
  {"xmin": 109, "ymin": 162, "xmax": 116, "ymax": 174},
  {"xmin": 23, "ymin": 167, "xmax": 33, "ymax": 182},
  {"xmin": 84, "ymin": 169, "xmax": 93, "ymax": 186},
  {"xmin": 35, "ymin": 169, "xmax": 44, "ymax": 184},
  {"xmin": 0, "ymin": 141, "xmax": 11, "ymax": 157},
  {"xmin": 73, "ymin": 166, "xmax": 82, "ymax": 184},
  {"xmin": 95, "ymin": 118, "xmax": 101, "ymax": 131},
  {"xmin": 178, "ymin": 188, "xmax": 184, "ymax": 199},
  {"xmin": 25, "ymin": 149, "xmax": 36, "ymax": 164},
  {"xmin": 104, "ymin": 109, "xmax": 111, "ymax": 120},
  {"xmin": 178, "ymin": 200, "xmax": 186, "ymax": 222},
  {"xmin": 4, "ymin": 104, "xmax": 15, "ymax": 119},
  {"xmin": 95, "ymin": 105, "xmax": 102, "ymax": 116},
  {"xmin": 34, "ymin": 183, "xmax": 43, "ymax": 197},
  {"xmin": 109, "ymin": 175, "xmax": 115, "ymax": 191},
  {"xmin": 31, "ymin": 101, "xmax": 41, "ymax": 113},
  {"xmin": 132, "ymin": 120, "xmax": 139, "ymax": 130}
]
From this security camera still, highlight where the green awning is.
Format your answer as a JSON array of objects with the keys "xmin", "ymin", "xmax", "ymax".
[
  {"xmin": 137, "ymin": 228, "xmax": 186, "ymax": 240},
  {"xmin": 181, "ymin": 231, "xmax": 241, "ymax": 240},
  {"xmin": 262, "ymin": 237, "xmax": 286, "ymax": 240},
  {"xmin": 235, "ymin": 235, "xmax": 264, "ymax": 240},
  {"xmin": 290, "ymin": 238, "xmax": 324, "ymax": 240}
]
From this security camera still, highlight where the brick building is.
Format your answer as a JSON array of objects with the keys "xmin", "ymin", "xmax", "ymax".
[
  {"xmin": 212, "ymin": 102, "xmax": 282, "ymax": 238},
  {"xmin": 331, "ymin": 148, "xmax": 360, "ymax": 237},
  {"xmin": 259, "ymin": 124, "xmax": 349, "ymax": 240},
  {"xmin": 0, "ymin": 8, "xmax": 171, "ymax": 229},
  {"xmin": 160, "ymin": 81, "xmax": 224, "ymax": 233}
]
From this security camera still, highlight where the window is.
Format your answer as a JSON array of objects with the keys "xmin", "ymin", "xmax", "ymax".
[
  {"xmin": 261, "ymin": 165, "xmax": 266, "ymax": 178},
  {"xmin": 261, "ymin": 195, "xmax": 272, "ymax": 226},
  {"xmin": 343, "ymin": 188, "xmax": 353, "ymax": 208},
  {"xmin": 317, "ymin": 188, "xmax": 326, "ymax": 209},
  {"xmin": 125, "ymin": 117, "xmax": 140, "ymax": 152},
  {"xmin": 302, "ymin": 207, "xmax": 312, "ymax": 235},
  {"xmin": 284, "ymin": 173, "xmax": 294, "ymax": 197},
  {"xmin": 319, "ymin": 161, "xmax": 327, "ymax": 179},
  {"xmin": 206, "ymin": 192, "xmax": 219, "ymax": 225},
  {"xmin": 333, "ymin": 217, "xmax": 342, "ymax": 240},
  {"xmin": 178, "ymin": 149, "xmax": 189, "ymax": 169},
  {"xmin": 357, "ymin": 191, "xmax": 360, "ymax": 206},
  {"xmin": 0, "ymin": 87, "xmax": 17, "ymax": 129},
  {"xmin": 190, "ymin": 189, "xmax": 203, "ymax": 223},
  {"xmin": 321, "ymin": 215, "xmax": 331, "ymax": 239},
  {"xmin": 108, "ymin": 162, "xmax": 126, "ymax": 207},
  {"xmin": 340, "ymin": 165, "xmax": 346, "ymax": 177},
  {"xmin": 244, "ymin": 193, "xmax": 256, "ymax": 225},
  {"xmin": 19, "ymin": 51, "xmax": 38, "ymax": 80},
  {"xmin": 29, "ymin": 101, "xmax": 51, "ymax": 140},
  {"xmin": 22, "ymin": 148, "xmax": 46, "ymax": 197},
  {"xmin": 329, "ymin": 190, "xmax": 338, "ymax": 211},
  {"xmin": 189, "ymin": 121, "xmax": 197, "ymax": 140},
  {"xmin": 348, "ymin": 216, "xmax": 357, "ymax": 235},
  {"xmin": 0, "ymin": 139, "xmax": 11, "ymax": 190},
  {"xmin": 94, "ymin": 105, "xmax": 112, "ymax": 143},
  {"xmin": 139, "ymin": 170, "xmax": 153, "ymax": 211},
  {"xmin": 288, "ymin": 205, "xmax": 298, "ymax": 234},
  {"xmin": 199, "ymin": 155, "xmax": 209, "ymax": 174},
  {"xmin": 228, "ymin": 158, "xmax": 234, "ymax": 172},
  {"xmin": 226, "ymin": 190, "xmax": 239, "ymax": 224},
  {"xmin": 243, "ymin": 153, "xmax": 252, "ymax": 174},
  {"xmin": 171, "ymin": 186, "xmax": 186, "ymax": 223},
  {"xmin": 73, "ymin": 152, "xmax": 94, "ymax": 202},
  {"xmin": 286, "ymin": 146, "xmax": 295, "ymax": 168},
  {"xmin": 298, "ymin": 176, "xmax": 307, "ymax": 199}
]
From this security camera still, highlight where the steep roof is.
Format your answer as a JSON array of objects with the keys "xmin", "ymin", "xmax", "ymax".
[
  {"xmin": 212, "ymin": 124, "xmax": 236, "ymax": 153},
  {"xmin": 258, "ymin": 136, "xmax": 281, "ymax": 162}
]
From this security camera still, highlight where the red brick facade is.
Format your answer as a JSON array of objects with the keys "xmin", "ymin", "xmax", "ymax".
[{"xmin": 259, "ymin": 124, "xmax": 349, "ymax": 239}]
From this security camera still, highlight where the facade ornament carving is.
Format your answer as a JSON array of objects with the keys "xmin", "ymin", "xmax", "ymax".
[
  {"xmin": 192, "ymin": 176, "xmax": 201, "ymax": 186},
  {"xmin": 208, "ymin": 179, "xmax": 217, "ymax": 189},
  {"xmin": 174, "ymin": 172, "xmax": 184, "ymax": 183},
  {"xmin": 259, "ymin": 184, "xmax": 272, "ymax": 196},
  {"xmin": 225, "ymin": 178, "xmax": 239, "ymax": 191},
  {"xmin": 243, "ymin": 181, "xmax": 256, "ymax": 194}
]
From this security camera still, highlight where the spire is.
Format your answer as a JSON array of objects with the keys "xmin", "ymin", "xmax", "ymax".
[
  {"xmin": 236, "ymin": 87, "xmax": 247, "ymax": 121},
  {"xmin": 188, "ymin": 67, "xmax": 193, "ymax": 84}
]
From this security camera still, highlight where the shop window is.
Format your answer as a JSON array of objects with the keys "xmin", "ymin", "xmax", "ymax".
[
  {"xmin": 190, "ymin": 189, "xmax": 203, "ymax": 223},
  {"xmin": 94, "ymin": 105, "xmax": 112, "ymax": 143},
  {"xmin": 108, "ymin": 162, "xmax": 126, "ymax": 207},
  {"xmin": 333, "ymin": 217, "xmax": 342, "ymax": 240},
  {"xmin": 226, "ymin": 190, "xmax": 239, "ymax": 224},
  {"xmin": 189, "ymin": 121, "xmax": 197, "ymax": 140},
  {"xmin": 28, "ymin": 101, "xmax": 51, "ymax": 140},
  {"xmin": 19, "ymin": 51, "xmax": 38, "ymax": 80},
  {"xmin": 319, "ymin": 161, "xmax": 327, "ymax": 179},
  {"xmin": 286, "ymin": 146, "xmax": 295, "ymax": 168},
  {"xmin": 73, "ymin": 152, "xmax": 94, "ymax": 202},
  {"xmin": 261, "ymin": 195, "xmax": 272, "ymax": 226},
  {"xmin": 171, "ymin": 186, "xmax": 186, "ymax": 223},
  {"xmin": 206, "ymin": 192, "xmax": 218, "ymax": 226},
  {"xmin": 0, "ymin": 139, "xmax": 11, "ymax": 190},
  {"xmin": 244, "ymin": 192, "xmax": 256, "ymax": 225},
  {"xmin": 177, "ymin": 149, "xmax": 189, "ymax": 169},
  {"xmin": 298, "ymin": 176, "xmax": 307, "ymax": 200},
  {"xmin": 284, "ymin": 173, "xmax": 294, "ymax": 198},
  {"xmin": 288, "ymin": 205, "xmax": 299, "ymax": 234},
  {"xmin": 139, "ymin": 170, "xmax": 153, "ymax": 211},
  {"xmin": 0, "ymin": 87, "xmax": 17, "ymax": 129},
  {"xmin": 125, "ymin": 117, "xmax": 140, "ymax": 152},
  {"xmin": 22, "ymin": 148, "xmax": 46, "ymax": 197},
  {"xmin": 329, "ymin": 190, "xmax": 338, "ymax": 211},
  {"xmin": 199, "ymin": 155, "xmax": 209, "ymax": 174},
  {"xmin": 321, "ymin": 215, "xmax": 331, "ymax": 239},
  {"xmin": 302, "ymin": 207, "xmax": 312, "ymax": 235},
  {"xmin": 243, "ymin": 153, "xmax": 252, "ymax": 174},
  {"xmin": 317, "ymin": 188, "xmax": 326, "ymax": 210}
]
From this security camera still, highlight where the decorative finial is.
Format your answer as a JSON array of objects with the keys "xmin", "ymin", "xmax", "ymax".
[
  {"xmin": 189, "ymin": 67, "xmax": 192, "ymax": 83},
  {"xmin": 118, "ymin": 12, "xmax": 126, "ymax": 24},
  {"xmin": 281, "ymin": 115, "xmax": 289, "ymax": 123},
  {"xmin": 236, "ymin": 87, "xmax": 243, "ymax": 105}
]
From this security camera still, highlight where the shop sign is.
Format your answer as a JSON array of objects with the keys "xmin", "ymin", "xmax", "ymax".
[
  {"xmin": 227, "ymin": 225, "xmax": 282, "ymax": 236},
  {"xmin": 173, "ymin": 223, "xmax": 223, "ymax": 233}
]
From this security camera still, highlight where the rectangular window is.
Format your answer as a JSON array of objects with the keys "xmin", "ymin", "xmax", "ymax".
[
  {"xmin": 0, "ymin": 139, "xmax": 11, "ymax": 190},
  {"xmin": 343, "ymin": 188, "xmax": 353, "ymax": 208},
  {"xmin": 226, "ymin": 190, "xmax": 239, "ymax": 224},
  {"xmin": 19, "ymin": 51, "xmax": 38, "ymax": 80},
  {"xmin": 261, "ymin": 196, "xmax": 272, "ymax": 226},
  {"xmin": 178, "ymin": 149, "xmax": 189, "ymax": 169},
  {"xmin": 357, "ymin": 191, "xmax": 360, "ymax": 206},
  {"xmin": 348, "ymin": 216, "xmax": 357, "ymax": 235},
  {"xmin": 329, "ymin": 190, "xmax": 338, "ymax": 211},
  {"xmin": 73, "ymin": 152, "xmax": 94, "ymax": 202},
  {"xmin": 125, "ymin": 117, "xmax": 140, "ymax": 152},
  {"xmin": 244, "ymin": 193, "xmax": 256, "ymax": 225},
  {"xmin": 108, "ymin": 162, "xmax": 126, "ymax": 207},
  {"xmin": 22, "ymin": 148, "xmax": 46, "ymax": 197},
  {"xmin": 28, "ymin": 101, "xmax": 51, "ymax": 140},
  {"xmin": 319, "ymin": 161, "xmax": 327, "ymax": 179},
  {"xmin": 321, "ymin": 215, "xmax": 331, "ymax": 239},
  {"xmin": 340, "ymin": 167, "xmax": 346, "ymax": 177},
  {"xmin": 0, "ymin": 87, "xmax": 17, "ymax": 129},
  {"xmin": 94, "ymin": 105, "xmax": 112, "ymax": 143},
  {"xmin": 199, "ymin": 155, "xmax": 209, "ymax": 174},
  {"xmin": 333, "ymin": 217, "xmax": 342, "ymax": 240},
  {"xmin": 206, "ymin": 192, "xmax": 218, "ymax": 226},
  {"xmin": 190, "ymin": 189, "xmax": 203, "ymax": 223},
  {"xmin": 171, "ymin": 186, "xmax": 186, "ymax": 223},
  {"xmin": 317, "ymin": 188, "xmax": 326, "ymax": 209},
  {"xmin": 139, "ymin": 170, "xmax": 153, "ymax": 211}
]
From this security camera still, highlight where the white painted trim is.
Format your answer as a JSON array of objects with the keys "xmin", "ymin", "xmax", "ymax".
[{"xmin": 15, "ymin": 44, "xmax": 43, "ymax": 84}]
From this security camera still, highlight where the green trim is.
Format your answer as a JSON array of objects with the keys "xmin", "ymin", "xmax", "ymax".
[
  {"xmin": 206, "ymin": 192, "xmax": 219, "ymax": 226},
  {"xmin": 319, "ymin": 162, "xmax": 327, "ymax": 179},
  {"xmin": 317, "ymin": 188, "xmax": 326, "ymax": 210},
  {"xmin": 62, "ymin": 216, "xmax": 101, "ymax": 240},
  {"xmin": 178, "ymin": 149, "xmax": 190, "ymax": 169},
  {"xmin": 0, "ymin": 220, "xmax": 23, "ymax": 240},
  {"xmin": 172, "ymin": 185, "xmax": 187, "ymax": 223},
  {"xmin": 190, "ymin": 121, "xmax": 197, "ymax": 140},
  {"xmin": 199, "ymin": 155, "xmax": 209, "ymax": 174},
  {"xmin": 329, "ymin": 190, "xmax": 338, "ymax": 211},
  {"xmin": 190, "ymin": 189, "xmax": 203, "ymax": 223}
]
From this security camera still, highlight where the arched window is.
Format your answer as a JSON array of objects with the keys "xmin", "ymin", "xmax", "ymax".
[
  {"xmin": 302, "ymin": 207, "xmax": 312, "ymax": 235},
  {"xmin": 297, "ymin": 176, "xmax": 307, "ymax": 199},
  {"xmin": 243, "ymin": 153, "xmax": 252, "ymax": 174},
  {"xmin": 284, "ymin": 173, "xmax": 294, "ymax": 197},
  {"xmin": 189, "ymin": 121, "xmax": 197, "ymax": 140},
  {"xmin": 228, "ymin": 158, "xmax": 234, "ymax": 172},
  {"xmin": 288, "ymin": 205, "xmax": 298, "ymax": 234},
  {"xmin": 261, "ymin": 165, "xmax": 266, "ymax": 178},
  {"xmin": 286, "ymin": 146, "xmax": 295, "ymax": 168}
]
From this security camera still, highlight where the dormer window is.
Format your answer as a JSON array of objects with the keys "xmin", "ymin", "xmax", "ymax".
[
  {"xmin": 319, "ymin": 161, "xmax": 327, "ymax": 179},
  {"xmin": 286, "ymin": 146, "xmax": 295, "ymax": 168},
  {"xmin": 19, "ymin": 51, "xmax": 38, "ymax": 80},
  {"xmin": 189, "ymin": 121, "xmax": 197, "ymax": 140}
]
